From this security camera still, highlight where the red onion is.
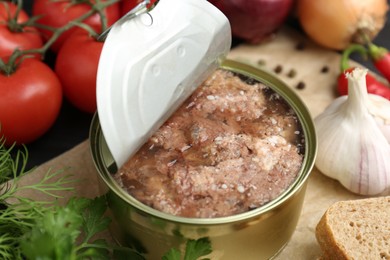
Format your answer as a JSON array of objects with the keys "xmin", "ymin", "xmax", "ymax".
[{"xmin": 209, "ymin": 0, "xmax": 294, "ymax": 44}]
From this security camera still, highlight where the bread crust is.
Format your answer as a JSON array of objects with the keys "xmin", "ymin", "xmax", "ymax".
[
  {"xmin": 316, "ymin": 208, "xmax": 350, "ymax": 260},
  {"xmin": 315, "ymin": 196, "xmax": 390, "ymax": 260}
]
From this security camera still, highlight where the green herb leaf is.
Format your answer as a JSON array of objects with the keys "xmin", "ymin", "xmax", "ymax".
[
  {"xmin": 80, "ymin": 196, "xmax": 111, "ymax": 243},
  {"xmin": 0, "ymin": 142, "xmax": 76, "ymax": 259},
  {"xmin": 183, "ymin": 237, "xmax": 212, "ymax": 260},
  {"xmin": 20, "ymin": 199, "xmax": 85, "ymax": 259},
  {"xmin": 162, "ymin": 237, "xmax": 212, "ymax": 260},
  {"xmin": 162, "ymin": 248, "xmax": 181, "ymax": 260},
  {"xmin": 1, "ymin": 141, "xmax": 191, "ymax": 260}
]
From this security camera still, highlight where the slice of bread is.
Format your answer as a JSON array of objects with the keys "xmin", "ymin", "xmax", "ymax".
[{"xmin": 315, "ymin": 196, "xmax": 390, "ymax": 260}]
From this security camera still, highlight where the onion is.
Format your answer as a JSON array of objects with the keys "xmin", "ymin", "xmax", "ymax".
[
  {"xmin": 209, "ymin": 0, "xmax": 294, "ymax": 44},
  {"xmin": 297, "ymin": 0, "xmax": 389, "ymax": 50}
]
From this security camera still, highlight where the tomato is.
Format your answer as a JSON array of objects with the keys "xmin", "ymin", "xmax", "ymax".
[
  {"xmin": 55, "ymin": 27, "xmax": 103, "ymax": 113},
  {"xmin": 120, "ymin": 0, "xmax": 157, "ymax": 16},
  {"xmin": 0, "ymin": 1, "xmax": 29, "ymax": 22},
  {"xmin": 0, "ymin": 2, "xmax": 43, "ymax": 59},
  {"xmin": 32, "ymin": 0, "xmax": 120, "ymax": 52},
  {"xmin": 0, "ymin": 25, "xmax": 43, "ymax": 59},
  {"xmin": 0, "ymin": 59, "xmax": 63, "ymax": 146}
]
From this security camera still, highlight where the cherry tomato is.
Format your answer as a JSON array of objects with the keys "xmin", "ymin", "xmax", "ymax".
[
  {"xmin": 55, "ymin": 27, "xmax": 103, "ymax": 113},
  {"xmin": 32, "ymin": 0, "xmax": 120, "ymax": 52},
  {"xmin": 120, "ymin": 0, "xmax": 157, "ymax": 16},
  {"xmin": 0, "ymin": 59, "xmax": 63, "ymax": 146},
  {"xmin": 0, "ymin": 2, "xmax": 43, "ymax": 59}
]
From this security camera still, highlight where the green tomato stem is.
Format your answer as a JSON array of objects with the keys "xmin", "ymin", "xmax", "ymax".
[
  {"xmin": 93, "ymin": 0, "xmax": 108, "ymax": 34},
  {"xmin": 0, "ymin": 0, "xmax": 119, "ymax": 75},
  {"xmin": 26, "ymin": 0, "xmax": 118, "ymax": 57}
]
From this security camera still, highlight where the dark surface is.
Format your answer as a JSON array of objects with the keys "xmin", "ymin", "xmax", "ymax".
[{"xmin": 20, "ymin": 2, "xmax": 390, "ymax": 170}]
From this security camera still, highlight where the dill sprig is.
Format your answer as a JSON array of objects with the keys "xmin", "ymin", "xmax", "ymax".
[
  {"xmin": 0, "ymin": 140, "xmax": 144, "ymax": 260},
  {"xmin": 0, "ymin": 140, "xmax": 211, "ymax": 260},
  {"xmin": 0, "ymin": 139, "xmax": 76, "ymax": 259}
]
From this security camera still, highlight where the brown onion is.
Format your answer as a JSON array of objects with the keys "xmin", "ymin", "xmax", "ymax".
[
  {"xmin": 209, "ymin": 0, "xmax": 294, "ymax": 44},
  {"xmin": 297, "ymin": 0, "xmax": 389, "ymax": 50}
]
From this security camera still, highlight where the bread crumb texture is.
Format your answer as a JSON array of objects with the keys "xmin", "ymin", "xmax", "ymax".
[{"xmin": 316, "ymin": 196, "xmax": 390, "ymax": 260}]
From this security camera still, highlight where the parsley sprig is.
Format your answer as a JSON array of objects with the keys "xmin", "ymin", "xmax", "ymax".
[
  {"xmin": 18, "ymin": 195, "xmax": 145, "ymax": 260},
  {"xmin": 0, "ymin": 139, "xmax": 143, "ymax": 259},
  {"xmin": 0, "ymin": 140, "xmax": 76, "ymax": 259},
  {"xmin": 0, "ymin": 138, "xmax": 212, "ymax": 259},
  {"xmin": 162, "ymin": 237, "xmax": 212, "ymax": 260}
]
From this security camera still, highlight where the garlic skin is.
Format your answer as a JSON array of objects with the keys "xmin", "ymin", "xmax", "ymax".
[
  {"xmin": 370, "ymin": 95, "xmax": 390, "ymax": 141},
  {"xmin": 314, "ymin": 68, "xmax": 390, "ymax": 195}
]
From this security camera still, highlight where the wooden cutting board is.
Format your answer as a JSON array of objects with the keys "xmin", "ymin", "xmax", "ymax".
[
  {"xmin": 228, "ymin": 26, "xmax": 344, "ymax": 118},
  {"xmin": 14, "ymin": 26, "xmax": 388, "ymax": 259}
]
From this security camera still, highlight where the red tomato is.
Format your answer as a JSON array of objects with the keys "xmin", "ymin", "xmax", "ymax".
[
  {"xmin": 0, "ymin": 25, "xmax": 43, "ymax": 59},
  {"xmin": 0, "ymin": 2, "xmax": 43, "ymax": 59},
  {"xmin": 32, "ymin": 0, "xmax": 120, "ymax": 52},
  {"xmin": 55, "ymin": 28, "xmax": 103, "ymax": 113},
  {"xmin": 120, "ymin": 0, "xmax": 157, "ymax": 16},
  {"xmin": 0, "ymin": 1, "xmax": 29, "ymax": 22},
  {"xmin": 0, "ymin": 59, "xmax": 63, "ymax": 146}
]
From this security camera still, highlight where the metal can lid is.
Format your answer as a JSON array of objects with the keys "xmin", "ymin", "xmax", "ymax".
[{"xmin": 96, "ymin": 0, "xmax": 231, "ymax": 167}]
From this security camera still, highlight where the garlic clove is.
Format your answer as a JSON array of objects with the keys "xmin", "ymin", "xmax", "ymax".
[
  {"xmin": 375, "ymin": 116, "xmax": 390, "ymax": 142},
  {"xmin": 344, "ymin": 116, "xmax": 390, "ymax": 195},
  {"xmin": 314, "ymin": 68, "xmax": 390, "ymax": 195},
  {"xmin": 368, "ymin": 94, "xmax": 390, "ymax": 142}
]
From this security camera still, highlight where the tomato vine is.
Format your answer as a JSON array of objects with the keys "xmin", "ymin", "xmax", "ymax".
[
  {"xmin": 0, "ymin": 0, "xmax": 120, "ymax": 146},
  {"xmin": 0, "ymin": 0, "xmax": 119, "ymax": 73}
]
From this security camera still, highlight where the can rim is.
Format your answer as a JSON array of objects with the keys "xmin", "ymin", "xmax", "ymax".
[{"xmin": 90, "ymin": 59, "xmax": 317, "ymax": 225}]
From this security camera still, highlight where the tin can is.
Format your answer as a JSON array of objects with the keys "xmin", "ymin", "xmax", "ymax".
[{"xmin": 90, "ymin": 60, "xmax": 317, "ymax": 260}]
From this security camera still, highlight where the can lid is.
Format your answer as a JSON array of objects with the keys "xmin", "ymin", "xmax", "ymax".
[{"xmin": 96, "ymin": 0, "xmax": 231, "ymax": 168}]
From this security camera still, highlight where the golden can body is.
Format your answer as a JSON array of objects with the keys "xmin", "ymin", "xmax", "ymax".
[{"xmin": 90, "ymin": 60, "xmax": 317, "ymax": 259}]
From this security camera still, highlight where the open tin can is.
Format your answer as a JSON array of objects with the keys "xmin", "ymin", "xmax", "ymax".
[{"xmin": 90, "ymin": 60, "xmax": 317, "ymax": 259}]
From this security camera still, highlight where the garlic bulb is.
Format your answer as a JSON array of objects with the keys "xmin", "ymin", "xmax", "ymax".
[{"xmin": 314, "ymin": 67, "xmax": 390, "ymax": 195}]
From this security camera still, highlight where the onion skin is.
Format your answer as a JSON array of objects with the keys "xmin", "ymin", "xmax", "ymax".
[
  {"xmin": 209, "ymin": 0, "xmax": 294, "ymax": 44},
  {"xmin": 297, "ymin": 0, "xmax": 389, "ymax": 50}
]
